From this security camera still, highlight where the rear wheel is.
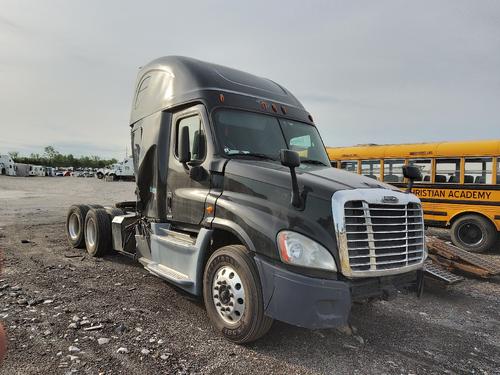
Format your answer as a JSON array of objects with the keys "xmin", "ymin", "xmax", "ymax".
[
  {"xmin": 66, "ymin": 204, "xmax": 90, "ymax": 248},
  {"xmin": 203, "ymin": 245, "xmax": 273, "ymax": 344},
  {"xmin": 451, "ymin": 214, "xmax": 497, "ymax": 253},
  {"xmin": 84, "ymin": 208, "xmax": 112, "ymax": 257}
]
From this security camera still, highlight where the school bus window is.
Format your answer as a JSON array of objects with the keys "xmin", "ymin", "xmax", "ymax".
[
  {"xmin": 408, "ymin": 159, "xmax": 431, "ymax": 182},
  {"xmin": 331, "ymin": 161, "xmax": 338, "ymax": 168},
  {"xmin": 497, "ymin": 159, "xmax": 500, "ymax": 185},
  {"xmin": 464, "ymin": 157, "xmax": 492, "ymax": 184},
  {"xmin": 383, "ymin": 159, "xmax": 404, "ymax": 182},
  {"xmin": 435, "ymin": 158, "xmax": 461, "ymax": 183},
  {"xmin": 361, "ymin": 160, "xmax": 381, "ymax": 180},
  {"xmin": 341, "ymin": 160, "xmax": 358, "ymax": 173}
]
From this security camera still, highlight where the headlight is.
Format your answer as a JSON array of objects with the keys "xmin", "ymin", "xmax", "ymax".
[{"xmin": 277, "ymin": 231, "xmax": 337, "ymax": 271}]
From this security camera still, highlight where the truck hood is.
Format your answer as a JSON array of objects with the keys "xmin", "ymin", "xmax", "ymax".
[{"xmin": 224, "ymin": 159, "xmax": 396, "ymax": 196}]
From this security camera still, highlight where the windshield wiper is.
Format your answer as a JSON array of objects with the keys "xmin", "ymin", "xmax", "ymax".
[
  {"xmin": 300, "ymin": 159, "xmax": 328, "ymax": 166},
  {"xmin": 228, "ymin": 152, "xmax": 277, "ymax": 161}
]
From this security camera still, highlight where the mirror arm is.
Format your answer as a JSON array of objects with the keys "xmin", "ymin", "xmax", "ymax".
[
  {"xmin": 406, "ymin": 178, "xmax": 414, "ymax": 193},
  {"xmin": 289, "ymin": 167, "xmax": 303, "ymax": 209}
]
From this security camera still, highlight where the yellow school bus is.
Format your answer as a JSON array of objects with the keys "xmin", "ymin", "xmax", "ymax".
[{"xmin": 327, "ymin": 140, "xmax": 500, "ymax": 253}]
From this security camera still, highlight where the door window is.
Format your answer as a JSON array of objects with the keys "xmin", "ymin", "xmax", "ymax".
[
  {"xmin": 176, "ymin": 115, "xmax": 206, "ymax": 161},
  {"xmin": 464, "ymin": 157, "xmax": 492, "ymax": 184}
]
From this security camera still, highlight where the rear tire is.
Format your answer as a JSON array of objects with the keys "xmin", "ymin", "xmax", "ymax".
[
  {"xmin": 451, "ymin": 214, "xmax": 497, "ymax": 253},
  {"xmin": 84, "ymin": 208, "xmax": 112, "ymax": 257},
  {"xmin": 96, "ymin": 172, "xmax": 104, "ymax": 179},
  {"xmin": 66, "ymin": 204, "xmax": 90, "ymax": 248},
  {"xmin": 203, "ymin": 245, "xmax": 273, "ymax": 344}
]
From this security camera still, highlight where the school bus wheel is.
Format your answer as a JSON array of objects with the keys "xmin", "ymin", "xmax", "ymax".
[{"xmin": 450, "ymin": 214, "xmax": 497, "ymax": 253}]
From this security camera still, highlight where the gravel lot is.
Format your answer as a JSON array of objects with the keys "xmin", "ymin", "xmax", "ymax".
[{"xmin": 0, "ymin": 176, "xmax": 499, "ymax": 374}]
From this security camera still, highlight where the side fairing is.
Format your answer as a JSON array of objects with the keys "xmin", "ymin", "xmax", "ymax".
[{"xmin": 131, "ymin": 111, "xmax": 171, "ymax": 220}]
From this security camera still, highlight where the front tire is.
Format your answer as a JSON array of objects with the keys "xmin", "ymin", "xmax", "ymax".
[
  {"xmin": 203, "ymin": 245, "xmax": 273, "ymax": 344},
  {"xmin": 84, "ymin": 208, "xmax": 112, "ymax": 257},
  {"xmin": 451, "ymin": 214, "xmax": 497, "ymax": 253}
]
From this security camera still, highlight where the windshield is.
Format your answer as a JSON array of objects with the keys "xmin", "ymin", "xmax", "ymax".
[{"xmin": 213, "ymin": 109, "xmax": 331, "ymax": 167}]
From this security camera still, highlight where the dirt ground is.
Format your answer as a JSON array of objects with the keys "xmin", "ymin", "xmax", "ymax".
[{"xmin": 0, "ymin": 176, "xmax": 499, "ymax": 375}]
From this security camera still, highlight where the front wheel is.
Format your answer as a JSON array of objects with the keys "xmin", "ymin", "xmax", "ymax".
[
  {"xmin": 203, "ymin": 245, "xmax": 273, "ymax": 344},
  {"xmin": 451, "ymin": 214, "xmax": 497, "ymax": 253}
]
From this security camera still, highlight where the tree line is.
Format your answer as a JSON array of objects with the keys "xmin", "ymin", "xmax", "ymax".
[{"xmin": 8, "ymin": 146, "xmax": 118, "ymax": 169}]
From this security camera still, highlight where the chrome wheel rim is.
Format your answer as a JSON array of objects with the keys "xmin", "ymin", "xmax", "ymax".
[
  {"xmin": 68, "ymin": 213, "xmax": 80, "ymax": 241},
  {"xmin": 86, "ymin": 217, "xmax": 97, "ymax": 247},
  {"xmin": 212, "ymin": 265, "xmax": 245, "ymax": 324}
]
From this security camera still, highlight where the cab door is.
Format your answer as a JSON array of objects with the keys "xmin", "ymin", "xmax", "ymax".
[{"xmin": 167, "ymin": 105, "xmax": 211, "ymax": 227}]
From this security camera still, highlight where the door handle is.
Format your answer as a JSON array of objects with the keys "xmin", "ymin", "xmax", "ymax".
[{"xmin": 167, "ymin": 191, "xmax": 173, "ymax": 209}]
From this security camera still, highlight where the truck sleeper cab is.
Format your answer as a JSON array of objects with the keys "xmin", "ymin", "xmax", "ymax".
[{"xmin": 66, "ymin": 56, "xmax": 426, "ymax": 343}]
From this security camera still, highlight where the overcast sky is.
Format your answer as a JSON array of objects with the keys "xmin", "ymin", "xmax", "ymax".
[{"xmin": 1, "ymin": 0, "xmax": 499, "ymax": 159}]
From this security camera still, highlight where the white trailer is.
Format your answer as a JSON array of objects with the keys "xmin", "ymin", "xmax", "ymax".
[
  {"xmin": 14, "ymin": 163, "xmax": 30, "ymax": 177},
  {"xmin": 0, "ymin": 154, "xmax": 16, "ymax": 176}
]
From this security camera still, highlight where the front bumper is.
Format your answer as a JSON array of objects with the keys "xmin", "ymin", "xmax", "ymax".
[
  {"xmin": 255, "ymin": 256, "xmax": 351, "ymax": 329},
  {"xmin": 255, "ymin": 256, "xmax": 420, "ymax": 329}
]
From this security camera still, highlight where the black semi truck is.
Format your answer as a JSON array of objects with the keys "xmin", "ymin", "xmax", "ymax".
[{"xmin": 66, "ymin": 56, "xmax": 426, "ymax": 343}]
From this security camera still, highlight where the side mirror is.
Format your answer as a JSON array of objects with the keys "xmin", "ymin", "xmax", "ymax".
[
  {"xmin": 403, "ymin": 165, "xmax": 422, "ymax": 181},
  {"xmin": 403, "ymin": 165, "xmax": 421, "ymax": 193},
  {"xmin": 280, "ymin": 149, "xmax": 300, "ymax": 168},
  {"xmin": 178, "ymin": 126, "xmax": 191, "ymax": 164}
]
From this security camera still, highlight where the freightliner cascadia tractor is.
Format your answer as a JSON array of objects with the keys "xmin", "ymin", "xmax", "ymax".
[{"xmin": 66, "ymin": 56, "xmax": 426, "ymax": 343}]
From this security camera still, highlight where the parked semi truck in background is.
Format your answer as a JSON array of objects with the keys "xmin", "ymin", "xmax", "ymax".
[
  {"xmin": 66, "ymin": 56, "xmax": 426, "ymax": 343},
  {"xmin": 96, "ymin": 157, "xmax": 134, "ymax": 180}
]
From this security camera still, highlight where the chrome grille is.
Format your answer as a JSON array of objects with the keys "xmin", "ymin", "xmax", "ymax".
[
  {"xmin": 344, "ymin": 201, "xmax": 425, "ymax": 272},
  {"xmin": 332, "ymin": 188, "xmax": 426, "ymax": 277}
]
